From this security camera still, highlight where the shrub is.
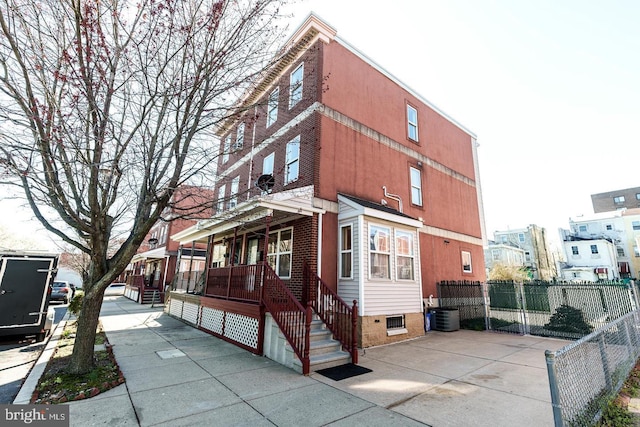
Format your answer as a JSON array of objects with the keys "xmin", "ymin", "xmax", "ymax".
[{"xmin": 544, "ymin": 305, "xmax": 593, "ymax": 335}]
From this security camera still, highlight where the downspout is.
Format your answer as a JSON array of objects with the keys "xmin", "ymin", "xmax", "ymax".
[
  {"xmin": 382, "ymin": 186, "xmax": 403, "ymax": 213},
  {"xmin": 317, "ymin": 212, "xmax": 323, "ymax": 279}
]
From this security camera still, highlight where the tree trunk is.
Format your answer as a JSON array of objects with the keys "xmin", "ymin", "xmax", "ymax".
[{"xmin": 67, "ymin": 288, "xmax": 103, "ymax": 375}]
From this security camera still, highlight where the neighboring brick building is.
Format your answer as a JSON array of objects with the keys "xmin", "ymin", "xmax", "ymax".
[
  {"xmin": 174, "ymin": 14, "xmax": 486, "ymax": 347},
  {"xmin": 591, "ymin": 187, "xmax": 640, "ymax": 213}
]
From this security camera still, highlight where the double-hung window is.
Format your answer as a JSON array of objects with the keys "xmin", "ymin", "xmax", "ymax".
[
  {"xmin": 235, "ymin": 123, "xmax": 245, "ymax": 150},
  {"xmin": 407, "ymin": 104, "xmax": 418, "ymax": 141},
  {"xmin": 267, "ymin": 88, "xmax": 279, "ymax": 127},
  {"xmin": 340, "ymin": 225, "xmax": 353, "ymax": 279},
  {"xmin": 267, "ymin": 228, "xmax": 292, "ymax": 278},
  {"xmin": 262, "ymin": 152, "xmax": 274, "ymax": 175},
  {"xmin": 222, "ymin": 136, "xmax": 231, "ymax": 163},
  {"xmin": 228, "ymin": 176, "xmax": 239, "ymax": 210},
  {"xmin": 410, "ymin": 167, "xmax": 422, "ymax": 206},
  {"xmin": 614, "ymin": 196, "xmax": 625, "ymax": 204},
  {"xmin": 591, "ymin": 244, "xmax": 599, "ymax": 254},
  {"xmin": 369, "ymin": 225, "xmax": 390, "ymax": 279},
  {"xmin": 289, "ymin": 63, "xmax": 304, "ymax": 108},
  {"xmin": 395, "ymin": 231, "xmax": 414, "ymax": 280},
  {"xmin": 285, "ymin": 136, "xmax": 300, "ymax": 184},
  {"xmin": 571, "ymin": 246, "xmax": 579, "ymax": 256},
  {"xmin": 633, "ymin": 221, "xmax": 640, "ymax": 231},
  {"xmin": 216, "ymin": 185, "xmax": 226, "ymax": 212}
]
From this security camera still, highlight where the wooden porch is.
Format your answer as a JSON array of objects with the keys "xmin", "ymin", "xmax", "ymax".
[{"xmin": 166, "ymin": 262, "xmax": 359, "ymax": 375}]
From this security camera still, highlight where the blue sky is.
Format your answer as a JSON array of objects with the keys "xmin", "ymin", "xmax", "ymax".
[
  {"xmin": 2, "ymin": 0, "xmax": 638, "ymax": 249},
  {"xmin": 284, "ymin": 0, "xmax": 640, "ymax": 242}
]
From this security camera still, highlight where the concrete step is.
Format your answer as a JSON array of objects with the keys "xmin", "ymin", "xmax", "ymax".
[
  {"xmin": 293, "ymin": 349, "xmax": 351, "ymax": 373},
  {"xmin": 309, "ymin": 338, "xmax": 342, "ymax": 356}
]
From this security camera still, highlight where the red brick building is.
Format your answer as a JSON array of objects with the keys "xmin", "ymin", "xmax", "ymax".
[{"xmin": 174, "ymin": 15, "xmax": 486, "ymax": 348}]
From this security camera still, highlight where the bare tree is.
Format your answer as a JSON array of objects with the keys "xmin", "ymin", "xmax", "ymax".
[{"xmin": 0, "ymin": 0, "xmax": 289, "ymax": 374}]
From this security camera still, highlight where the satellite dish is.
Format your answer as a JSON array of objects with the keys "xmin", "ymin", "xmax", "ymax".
[{"xmin": 255, "ymin": 174, "xmax": 275, "ymax": 192}]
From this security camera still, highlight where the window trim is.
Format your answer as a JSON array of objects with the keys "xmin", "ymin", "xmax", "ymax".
[
  {"xmin": 267, "ymin": 87, "xmax": 279, "ymax": 127},
  {"xmin": 339, "ymin": 224, "xmax": 353, "ymax": 280},
  {"xmin": 267, "ymin": 227, "xmax": 293, "ymax": 279},
  {"xmin": 395, "ymin": 230, "xmax": 415, "ymax": 281},
  {"xmin": 285, "ymin": 136, "xmax": 300, "ymax": 185},
  {"xmin": 235, "ymin": 123, "xmax": 245, "ymax": 150},
  {"xmin": 409, "ymin": 166, "xmax": 423, "ymax": 206},
  {"xmin": 369, "ymin": 224, "xmax": 391, "ymax": 280},
  {"xmin": 461, "ymin": 250, "xmax": 472, "ymax": 273},
  {"xmin": 407, "ymin": 104, "xmax": 419, "ymax": 142},
  {"xmin": 289, "ymin": 63, "xmax": 304, "ymax": 108}
]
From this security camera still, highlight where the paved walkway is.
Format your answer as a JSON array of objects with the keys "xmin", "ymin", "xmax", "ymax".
[{"xmin": 18, "ymin": 297, "xmax": 570, "ymax": 426}]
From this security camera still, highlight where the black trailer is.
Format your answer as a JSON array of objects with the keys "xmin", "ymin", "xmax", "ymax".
[{"xmin": 0, "ymin": 252, "xmax": 58, "ymax": 341}]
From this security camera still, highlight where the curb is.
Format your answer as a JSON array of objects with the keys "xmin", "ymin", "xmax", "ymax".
[{"xmin": 13, "ymin": 311, "xmax": 71, "ymax": 404}]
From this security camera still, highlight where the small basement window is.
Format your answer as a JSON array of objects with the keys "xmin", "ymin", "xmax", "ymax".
[{"xmin": 386, "ymin": 315, "xmax": 408, "ymax": 336}]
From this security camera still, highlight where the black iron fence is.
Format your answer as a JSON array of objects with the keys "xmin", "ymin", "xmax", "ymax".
[{"xmin": 437, "ymin": 280, "xmax": 638, "ymax": 340}]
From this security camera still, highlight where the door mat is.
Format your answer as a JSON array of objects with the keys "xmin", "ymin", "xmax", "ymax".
[{"xmin": 316, "ymin": 363, "xmax": 372, "ymax": 381}]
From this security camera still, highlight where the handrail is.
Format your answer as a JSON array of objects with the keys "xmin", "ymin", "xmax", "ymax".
[
  {"xmin": 261, "ymin": 263, "xmax": 311, "ymax": 375},
  {"xmin": 303, "ymin": 262, "xmax": 358, "ymax": 364}
]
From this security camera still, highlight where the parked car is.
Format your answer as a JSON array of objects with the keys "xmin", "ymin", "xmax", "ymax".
[
  {"xmin": 104, "ymin": 282, "xmax": 126, "ymax": 296},
  {"xmin": 50, "ymin": 280, "xmax": 73, "ymax": 304}
]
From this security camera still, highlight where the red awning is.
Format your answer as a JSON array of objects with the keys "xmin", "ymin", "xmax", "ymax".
[
  {"xmin": 595, "ymin": 267, "xmax": 608, "ymax": 274},
  {"xmin": 619, "ymin": 262, "xmax": 630, "ymax": 274}
]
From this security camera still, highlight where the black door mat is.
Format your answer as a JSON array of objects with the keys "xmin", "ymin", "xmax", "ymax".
[{"xmin": 316, "ymin": 363, "xmax": 372, "ymax": 381}]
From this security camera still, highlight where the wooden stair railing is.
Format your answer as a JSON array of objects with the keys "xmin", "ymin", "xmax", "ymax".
[
  {"xmin": 303, "ymin": 262, "xmax": 358, "ymax": 364},
  {"xmin": 261, "ymin": 263, "xmax": 312, "ymax": 375}
]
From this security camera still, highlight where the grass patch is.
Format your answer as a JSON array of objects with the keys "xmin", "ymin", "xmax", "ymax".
[{"xmin": 31, "ymin": 320, "xmax": 124, "ymax": 404}]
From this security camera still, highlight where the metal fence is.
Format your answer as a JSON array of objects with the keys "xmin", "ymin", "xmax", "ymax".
[
  {"xmin": 546, "ymin": 310, "xmax": 640, "ymax": 426},
  {"xmin": 437, "ymin": 280, "xmax": 638, "ymax": 340}
]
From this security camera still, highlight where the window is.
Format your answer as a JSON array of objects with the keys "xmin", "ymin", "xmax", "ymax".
[
  {"xmin": 267, "ymin": 88, "xmax": 279, "ymax": 127},
  {"xmin": 395, "ymin": 231, "xmax": 414, "ymax": 280},
  {"xmin": 518, "ymin": 233, "xmax": 525, "ymax": 243},
  {"xmin": 591, "ymin": 245, "xmax": 599, "ymax": 254},
  {"xmin": 386, "ymin": 315, "xmax": 405, "ymax": 330},
  {"xmin": 235, "ymin": 123, "xmax": 245, "ymax": 150},
  {"xmin": 262, "ymin": 152, "xmax": 274, "ymax": 175},
  {"xmin": 578, "ymin": 225, "xmax": 587, "ymax": 232},
  {"xmin": 525, "ymin": 251, "xmax": 531, "ymax": 262},
  {"xmin": 228, "ymin": 176, "xmax": 239, "ymax": 209},
  {"xmin": 635, "ymin": 246, "xmax": 640, "ymax": 257},
  {"xmin": 461, "ymin": 251, "xmax": 472, "ymax": 273},
  {"xmin": 340, "ymin": 225, "xmax": 353, "ymax": 279},
  {"xmin": 571, "ymin": 246, "xmax": 579, "ymax": 255},
  {"xmin": 636, "ymin": 193, "xmax": 640, "ymax": 201},
  {"xmin": 500, "ymin": 235, "xmax": 507, "ymax": 243},
  {"xmin": 285, "ymin": 136, "xmax": 300, "ymax": 184},
  {"xmin": 617, "ymin": 247, "xmax": 625, "ymax": 257},
  {"xmin": 222, "ymin": 136, "xmax": 231, "ymax": 163},
  {"xmin": 289, "ymin": 63, "xmax": 304, "ymax": 108},
  {"xmin": 407, "ymin": 104, "xmax": 418, "ymax": 141},
  {"xmin": 216, "ymin": 185, "xmax": 225, "ymax": 212},
  {"xmin": 614, "ymin": 196, "xmax": 625, "ymax": 204},
  {"xmin": 606, "ymin": 224, "xmax": 613, "ymax": 231},
  {"xmin": 492, "ymin": 250, "xmax": 500, "ymax": 261},
  {"xmin": 369, "ymin": 225, "xmax": 390, "ymax": 279},
  {"xmin": 633, "ymin": 221, "xmax": 640, "ymax": 231},
  {"xmin": 267, "ymin": 228, "xmax": 293, "ymax": 278},
  {"xmin": 410, "ymin": 167, "xmax": 422, "ymax": 206}
]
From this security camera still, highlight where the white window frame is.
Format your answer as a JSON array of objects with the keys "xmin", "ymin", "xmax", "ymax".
[
  {"xmin": 267, "ymin": 228, "xmax": 293, "ymax": 279},
  {"xmin": 289, "ymin": 63, "xmax": 304, "ymax": 108},
  {"xmin": 262, "ymin": 152, "xmax": 274, "ymax": 175},
  {"xmin": 614, "ymin": 195, "xmax": 625, "ymax": 204},
  {"xmin": 216, "ymin": 184, "xmax": 226, "ymax": 212},
  {"xmin": 571, "ymin": 246, "xmax": 579, "ymax": 256},
  {"xmin": 228, "ymin": 176, "xmax": 239, "ymax": 210},
  {"xmin": 235, "ymin": 123, "xmax": 245, "ymax": 150},
  {"xmin": 591, "ymin": 244, "xmax": 599, "ymax": 254},
  {"xmin": 267, "ymin": 87, "xmax": 279, "ymax": 127},
  {"xmin": 461, "ymin": 250, "xmax": 472, "ymax": 273},
  {"xmin": 222, "ymin": 136, "xmax": 231, "ymax": 163},
  {"xmin": 410, "ymin": 167, "xmax": 422, "ymax": 206},
  {"xmin": 407, "ymin": 104, "xmax": 418, "ymax": 141},
  {"xmin": 369, "ymin": 224, "xmax": 391, "ymax": 279},
  {"xmin": 285, "ymin": 136, "xmax": 300, "ymax": 185},
  {"xmin": 339, "ymin": 225, "xmax": 353, "ymax": 279},
  {"xmin": 395, "ymin": 230, "xmax": 415, "ymax": 281},
  {"xmin": 518, "ymin": 233, "xmax": 525, "ymax": 242}
]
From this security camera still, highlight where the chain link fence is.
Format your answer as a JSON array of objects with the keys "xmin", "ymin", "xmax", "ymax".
[{"xmin": 546, "ymin": 310, "xmax": 640, "ymax": 426}]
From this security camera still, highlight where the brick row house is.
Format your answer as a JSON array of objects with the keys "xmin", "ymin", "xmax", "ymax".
[
  {"xmin": 170, "ymin": 14, "xmax": 486, "ymax": 372},
  {"xmin": 124, "ymin": 186, "xmax": 212, "ymax": 303}
]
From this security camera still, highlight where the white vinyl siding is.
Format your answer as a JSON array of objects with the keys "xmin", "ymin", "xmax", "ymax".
[{"xmin": 337, "ymin": 219, "xmax": 360, "ymax": 304}]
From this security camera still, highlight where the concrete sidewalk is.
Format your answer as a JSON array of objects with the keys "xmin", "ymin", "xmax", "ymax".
[{"xmin": 29, "ymin": 297, "xmax": 569, "ymax": 426}]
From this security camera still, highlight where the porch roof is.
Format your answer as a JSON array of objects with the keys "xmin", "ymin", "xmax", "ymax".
[
  {"xmin": 171, "ymin": 192, "xmax": 325, "ymax": 244},
  {"xmin": 337, "ymin": 194, "xmax": 424, "ymax": 228},
  {"xmin": 131, "ymin": 247, "xmax": 167, "ymax": 263}
]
